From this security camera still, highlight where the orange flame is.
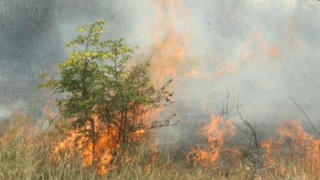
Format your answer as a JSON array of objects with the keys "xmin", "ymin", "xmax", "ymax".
[
  {"xmin": 0, "ymin": 112, "xmax": 41, "ymax": 149},
  {"xmin": 53, "ymin": 112, "xmax": 152, "ymax": 174},
  {"xmin": 215, "ymin": 31, "xmax": 283, "ymax": 78},
  {"xmin": 261, "ymin": 120, "xmax": 320, "ymax": 177},
  {"xmin": 187, "ymin": 115, "xmax": 237, "ymax": 165},
  {"xmin": 148, "ymin": 0, "xmax": 192, "ymax": 87}
]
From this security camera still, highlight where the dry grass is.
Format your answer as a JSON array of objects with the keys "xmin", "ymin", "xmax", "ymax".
[{"xmin": 0, "ymin": 113, "xmax": 318, "ymax": 180}]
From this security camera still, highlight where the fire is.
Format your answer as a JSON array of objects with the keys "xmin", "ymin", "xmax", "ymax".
[
  {"xmin": 53, "ymin": 0, "xmax": 192, "ymax": 171},
  {"xmin": 53, "ymin": 113, "xmax": 151, "ymax": 175},
  {"xmin": 215, "ymin": 30, "xmax": 283, "ymax": 78},
  {"xmin": 53, "ymin": 116, "xmax": 117, "ymax": 174},
  {"xmin": 187, "ymin": 115, "xmax": 237, "ymax": 165},
  {"xmin": 185, "ymin": 69, "xmax": 213, "ymax": 81},
  {"xmin": 142, "ymin": 0, "xmax": 193, "ymax": 162},
  {"xmin": 261, "ymin": 120, "xmax": 320, "ymax": 177},
  {"xmin": 148, "ymin": 0, "xmax": 192, "ymax": 87},
  {"xmin": 240, "ymin": 31, "xmax": 283, "ymax": 60},
  {"xmin": 0, "ymin": 112, "xmax": 41, "ymax": 150}
]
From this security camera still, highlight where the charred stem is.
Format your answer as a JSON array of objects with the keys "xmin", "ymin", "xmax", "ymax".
[{"xmin": 291, "ymin": 98, "xmax": 320, "ymax": 137}]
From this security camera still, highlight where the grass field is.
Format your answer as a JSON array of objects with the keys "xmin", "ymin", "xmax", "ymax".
[{"xmin": 0, "ymin": 112, "xmax": 319, "ymax": 180}]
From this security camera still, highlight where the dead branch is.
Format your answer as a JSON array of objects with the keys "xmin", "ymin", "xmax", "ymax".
[
  {"xmin": 290, "ymin": 98, "xmax": 320, "ymax": 137},
  {"xmin": 236, "ymin": 106, "xmax": 260, "ymax": 152}
]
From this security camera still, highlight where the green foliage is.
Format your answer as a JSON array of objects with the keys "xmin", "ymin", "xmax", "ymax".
[{"xmin": 39, "ymin": 19, "xmax": 171, "ymax": 145}]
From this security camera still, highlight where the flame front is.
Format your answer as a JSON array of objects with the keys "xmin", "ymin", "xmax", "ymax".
[
  {"xmin": 148, "ymin": 0, "xmax": 192, "ymax": 87},
  {"xmin": 53, "ymin": 113, "xmax": 151, "ymax": 175},
  {"xmin": 187, "ymin": 115, "xmax": 237, "ymax": 165},
  {"xmin": 261, "ymin": 120, "xmax": 320, "ymax": 177}
]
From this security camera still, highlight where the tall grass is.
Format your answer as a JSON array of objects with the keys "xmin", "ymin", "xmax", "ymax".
[{"xmin": 0, "ymin": 113, "xmax": 317, "ymax": 180}]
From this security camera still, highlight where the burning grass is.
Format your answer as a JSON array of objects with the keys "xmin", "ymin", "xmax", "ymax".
[
  {"xmin": 187, "ymin": 115, "xmax": 239, "ymax": 166},
  {"xmin": 52, "ymin": 113, "xmax": 157, "ymax": 175},
  {"xmin": 260, "ymin": 120, "xmax": 320, "ymax": 179},
  {"xmin": 0, "ymin": 112, "xmax": 320, "ymax": 179}
]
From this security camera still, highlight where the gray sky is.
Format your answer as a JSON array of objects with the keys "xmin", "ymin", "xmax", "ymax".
[{"xmin": 1, "ymin": 0, "xmax": 320, "ymax": 135}]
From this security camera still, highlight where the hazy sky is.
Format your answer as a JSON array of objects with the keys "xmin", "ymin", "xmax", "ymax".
[
  {"xmin": 1, "ymin": 0, "xmax": 320, "ymax": 135},
  {"xmin": 116, "ymin": 0, "xmax": 320, "ymax": 125}
]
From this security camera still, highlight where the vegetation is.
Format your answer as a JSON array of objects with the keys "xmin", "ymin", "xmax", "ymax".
[
  {"xmin": 40, "ymin": 19, "xmax": 170, "ymax": 141},
  {"xmin": 0, "ymin": 112, "xmax": 318, "ymax": 180},
  {"xmin": 0, "ymin": 0, "xmax": 122, "ymax": 114},
  {"xmin": 36, "ymin": 19, "xmax": 173, "ymax": 174},
  {"xmin": 1, "ymin": 14, "xmax": 319, "ymax": 179}
]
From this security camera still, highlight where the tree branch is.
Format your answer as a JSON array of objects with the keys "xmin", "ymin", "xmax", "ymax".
[{"xmin": 291, "ymin": 98, "xmax": 320, "ymax": 137}]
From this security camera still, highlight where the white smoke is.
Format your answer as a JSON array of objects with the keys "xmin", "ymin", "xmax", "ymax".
[{"xmin": 1, "ymin": 0, "xmax": 320, "ymax": 135}]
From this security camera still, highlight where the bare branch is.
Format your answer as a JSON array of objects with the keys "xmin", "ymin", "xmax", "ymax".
[
  {"xmin": 290, "ymin": 98, "xmax": 320, "ymax": 137},
  {"xmin": 236, "ymin": 106, "xmax": 260, "ymax": 152}
]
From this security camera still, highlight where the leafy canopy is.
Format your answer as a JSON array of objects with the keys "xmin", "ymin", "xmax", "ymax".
[{"xmin": 39, "ymin": 19, "xmax": 165, "ymax": 131}]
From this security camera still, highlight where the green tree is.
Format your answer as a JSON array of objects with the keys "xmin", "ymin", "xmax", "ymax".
[{"xmin": 39, "ymin": 19, "xmax": 172, "ymax": 157}]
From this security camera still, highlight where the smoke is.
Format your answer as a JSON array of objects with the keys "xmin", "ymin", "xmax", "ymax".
[
  {"xmin": 165, "ymin": 0, "xmax": 320, "ymax": 123},
  {"xmin": 1, "ymin": 0, "xmax": 320, "ymax": 141},
  {"xmin": 0, "ymin": 105, "xmax": 11, "ymax": 119}
]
